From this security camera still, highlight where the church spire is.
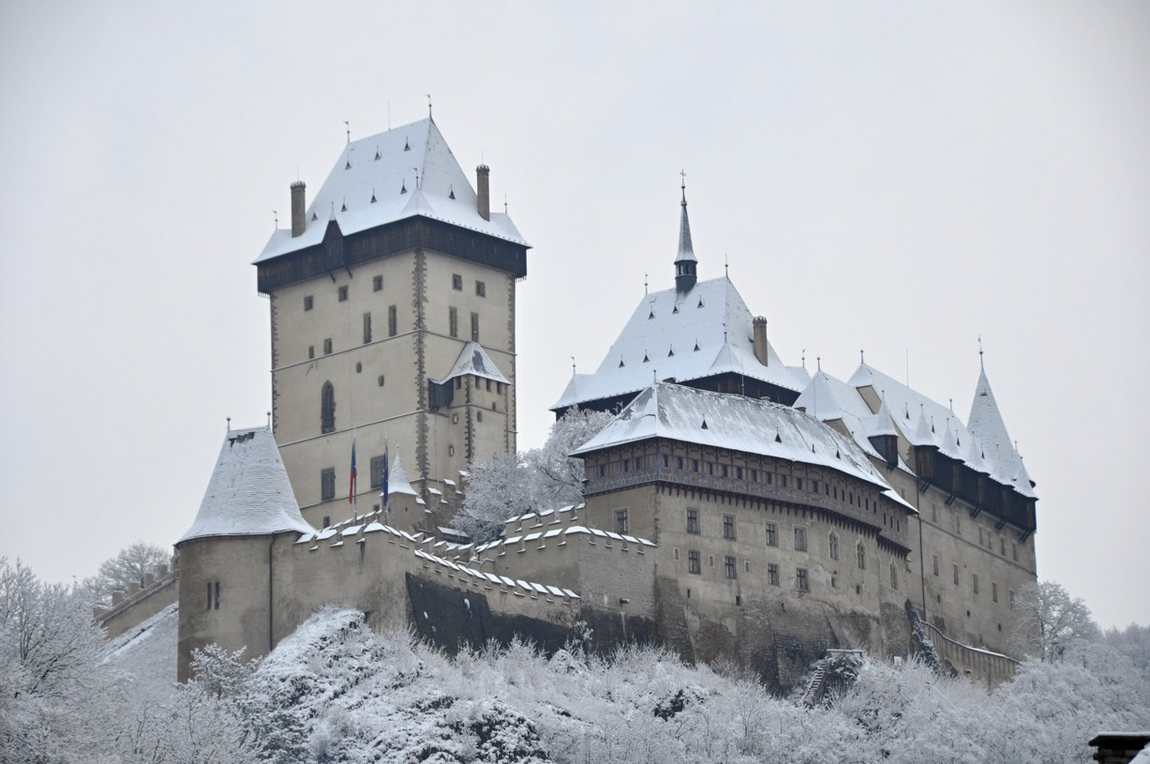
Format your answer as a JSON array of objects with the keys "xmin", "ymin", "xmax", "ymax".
[{"xmin": 674, "ymin": 170, "xmax": 698, "ymax": 292}]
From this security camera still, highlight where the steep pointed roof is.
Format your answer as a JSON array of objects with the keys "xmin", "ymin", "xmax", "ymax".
[
  {"xmin": 675, "ymin": 182, "xmax": 697, "ymax": 264},
  {"xmin": 256, "ymin": 118, "xmax": 526, "ymax": 264},
  {"xmin": 551, "ymin": 277, "xmax": 808, "ymax": 410},
  {"xmin": 178, "ymin": 426, "xmax": 314, "ymax": 544},
  {"xmin": 968, "ymin": 366, "xmax": 1034, "ymax": 494},
  {"xmin": 439, "ymin": 341, "xmax": 511, "ymax": 385},
  {"xmin": 387, "ymin": 453, "xmax": 418, "ymax": 497}
]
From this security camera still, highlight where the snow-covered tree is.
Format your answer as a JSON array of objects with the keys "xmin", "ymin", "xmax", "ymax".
[
  {"xmin": 1008, "ymin": 580, "xmax": 1100, "ymax": 662},
  {"xmin": 88, "ymin": 541, "xmax": 172, "ymax": 604},
  {"xmin": 456, "ymin": 408, "xmax": 611, "ymax": 542}
]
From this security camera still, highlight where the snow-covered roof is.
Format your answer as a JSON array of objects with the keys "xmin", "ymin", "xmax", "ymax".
[
  {"xmin": 849, "ymin": 362, "xmax": 1035, "ymax": 498},
  {"xmin": 552, "ymin": 277, "xmax": 809, "ymax": 411},
  {"xmin": 385, "ymin": 453, "xmax": 419, "ymax": 497},
  {"xmin": 178, "ymin": 426, "xmax": 314, "ymax": 544},
  {"xmin": 794, "ymin": 370, "xmax": 907, "ymax": 467},
  {"xmin": 572, "ymin": 382, "xmax": 899, "ymax": 493},
  {"xmin": 437, "ymin": 341, "xmax": 511, "ymax": 385},
  {"xmin": 255, "ymin": 118, "xmax": 526, "ymax": 264}
]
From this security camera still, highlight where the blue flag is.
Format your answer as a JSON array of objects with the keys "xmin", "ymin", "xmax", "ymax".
[{"xmin": 380, "ymin": 446, "xmax": 390, "ymax": 509}]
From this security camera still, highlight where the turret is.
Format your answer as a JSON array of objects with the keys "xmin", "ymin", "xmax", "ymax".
[{"xmin": 674, "ymin": 178, "xmax": 697, "ymax": 292}]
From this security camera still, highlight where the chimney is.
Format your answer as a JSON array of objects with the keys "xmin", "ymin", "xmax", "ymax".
[
  {"xmin": 476, "ymin": 164, "xmax": 490, "ymax": 221},
  {"xmin": 752, "ymin": 316, "xmax": 769, "ymax": 366},
  {"xmin": 290, "ymin": 181, "xmax": 307, "ymax": 237}
]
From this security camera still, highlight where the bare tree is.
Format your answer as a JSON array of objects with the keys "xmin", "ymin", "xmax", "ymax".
[
  {"xmin": 88, "ymin": 541, "xmax": 172, "ymax": 604},
  {"xmin": 1008, "ymin": 580, "xmax": 1100, "ymax": 661}
]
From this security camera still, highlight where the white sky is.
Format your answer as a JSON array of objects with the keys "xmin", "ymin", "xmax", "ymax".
[{"xmin": 1, "ymin": 1, "xmax": 1146, "ymax": 628}]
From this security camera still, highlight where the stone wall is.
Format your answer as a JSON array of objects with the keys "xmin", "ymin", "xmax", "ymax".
[{"xmin": 97, "ymin": 571, "xmax": 177, "ymax": 640}]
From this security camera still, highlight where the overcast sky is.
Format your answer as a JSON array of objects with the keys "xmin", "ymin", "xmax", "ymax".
[{"xmin": 1, "ymin": 1, "xmax": 1146, "ymax": 628}]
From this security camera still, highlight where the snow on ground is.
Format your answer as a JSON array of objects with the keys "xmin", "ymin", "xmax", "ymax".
[{"xmin": 102, "ymin": 602, "xmax": 178, "ymax": 706}]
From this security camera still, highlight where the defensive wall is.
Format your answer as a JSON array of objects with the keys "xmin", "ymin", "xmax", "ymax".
[{"xmin": 96, "ymin": 564, "xmax": 178, "ymax": 639}]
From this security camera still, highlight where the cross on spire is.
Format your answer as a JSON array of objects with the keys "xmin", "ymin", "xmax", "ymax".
[
  {"xmin": 344, "ymin": 120, "xmax": 350, "ymax": 145},
  {"xmin": 978, "ymin": 335, "xmax": 984, "ymax": 370}
]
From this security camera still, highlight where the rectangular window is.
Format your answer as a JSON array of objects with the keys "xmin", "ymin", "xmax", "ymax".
[
  {"xmin": 979, "ymin": 527, "xmax": 984, "ymax": 546},
  {"xmin": 388, "ymin": 305, "xmax": 397, "ymax": 336},
  {"xmin": 797, "ymin": 478, "xmax": 803, "ymax": 490},
  {"xmin": 724, "ymin": 556, "xmax": 737, "ymax": 579},
  {"xmin": 972, "ymin": 573, "xmax": 980, "ymax": 596},
  {"xmin": 475, "ymin": 280, "xmax": 486, "ymax": 297},
  {"xmin": 992, "ymin": 582, "xmax": 999, "ymax": 604},
  {"xmin": 768, "ymin": 563, "xmax": 780, "ymax": 586},
  {"xmin": 471, "ymin": 312, "xmax": 479, "ymax": 341},
  {"xmin": 1012, "ymin": 543, "xmax": 1018, "ymax": 562},
  {"xmin": 615, "ymin": 509, "xmax": 629, "ymax": 534},
  {"xmin": 999, "ymin": 537, "xmax": 1005, "ymax": 556},
  {"xmin": 452, "ymin": 274, "xmax": 463, "ymax": 290},
  {"xmin": 370, "ymin": 455, "xmax": 387, "ymax": 489},
  {"xmin": 857, "ymin": 543, "xmax": 866, "ymax": 570},
  {"xmin": 766, "ymin": 522, "xmax": 777, "ymax": 547},
  {"xmin": 321, "ymin": 468, "xmax": 336, "ymax": 501},
  {"xmin": 686, "ymin": 509, "xmax": 700, "ymax": 535},
  {"xmin": 794, "ymin": 526, "xmax": 808, "ymax": 552},
  {"xmin": 323, "ymin": 338, "xmax": 333, "ymax": 355},
  {"xmin": 688, "ymin": 550, "xmax": 701, "ymax": 574},
  {"xmin": 449, "ymin": 307, "xmax": 458, "ymax": 338},
  {"xmin": 206, "ymin": 581, "xmax": 212, "ymax": 611},
  {"xmin": 829, "ymin": 533, "xmax": 839, "ymax": 561},
  {"xmin": 953, "ymin": 564, "xmax": 959, "ymax": 586},
  {"xmin": 751, "ymin": 469, "xmax": 758, "ymax": 482},
  {"xmin": 890, "ymin": 564, "xmax": 898, "ymax": 590},
  {"xmin": 372, "ymin": 274, "xmax": 383, "ymax": 292},
  {"xmin": 304, "ymin": 294, "xmax": 314, "ymax": 311},
  {"xmin": 362, "ymin": 312, "xmax": 372, "ymax": 344},
  {"xmin": 736, "ymin": 467, "xmax": 743, "ymax": 480},
  {"xmin": 308, "ymin": 345, "xmax": 315, "ymax": 359},
  {"xmin": 723, "ymin": 514, "xmax": 736, "ymax": 540},
  {"xmin": 932, "ymin": 555, "xmax": 939, "ymax": 576},
  {"xmin": 721, "ymin": 464, "xmax": 728, "ymax": 478},
  {"xmin": 338, "ymin": 285, "xmax": 348, "ymax": 302},
  {"xmin": 796, "ymin": 568, "xmax": 809, "ymax": 592},
  {"xmin": 692, "ymin": 459, "xmax": 699, "ymax": 472}
]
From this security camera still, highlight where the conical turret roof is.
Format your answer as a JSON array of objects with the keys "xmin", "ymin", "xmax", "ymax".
[{"xmin": 178, "ymin": 426, "xmax": 314, "ymax": 544}]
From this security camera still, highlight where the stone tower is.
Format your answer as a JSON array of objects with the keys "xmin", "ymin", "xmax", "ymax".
[{"xmin": 254, "ymin": 118, "xmax": 529, "ymax": 529}]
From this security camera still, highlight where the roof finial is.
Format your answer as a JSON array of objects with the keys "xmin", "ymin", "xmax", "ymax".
[
  {"xmin": 680, "ymin": 168, "xmax": 687, "ymax": 200},
  {"xmin": 426, "ymin": 93, "xmax": 433, "ymax": 120},
  {"xmin": 817, "ymin": 355, "xmax": 822, "ymax": 372},
  {"xmin": 344, "ymin": 120, "xmax": 350, "ymax": 145},
  {"xmin": 226, "ymin": 416, "xmax": 231, "ymax": 432},
  {"xmin": 504, "ymin": 193, "xmax": 508, "ymax": 214},
  {"xmin": 724, "ymin": 252, "xmax": 729, "ymax": 279},
  {"xmin": 860, "ymin": 349, "xmax": 865, "ymax": 366},
  {"xmin": 643, "ymin": 272, "xmax": 648, "ymax": 295},
  {"xmin": 266, "ymin": 411, "xmax": 271, "ymax": 428},
  {"xmin": 272, "ymin": 209, "xmax": 278, "ymax": 229},
  {"xmin": 801, "ymin": 348, "xmax": 806, "ymax": 368},
  {"xmin": 978, "ymin": 335, "xmax": 984, "ymax": 370},
  {"xmin": 570, "ymin": 356, "xmax": 576, "ymax": 376}
]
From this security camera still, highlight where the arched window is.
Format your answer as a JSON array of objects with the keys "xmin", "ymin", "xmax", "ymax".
[
  {"xmin": 829, "ymin": 533, "xmax": 839, "ymax": 561},
  {"xmin": 321, "ymin": 381, "xmax": 336, "ymax": 434},
  {"xmin": 857, "ymin": 542, "xmax": 866, "ymax": 570}
]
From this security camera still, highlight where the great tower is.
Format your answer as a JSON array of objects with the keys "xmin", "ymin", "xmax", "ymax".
[{"xmin": 255, "ymin": 118, "xmax": 529, "ymax": 529}]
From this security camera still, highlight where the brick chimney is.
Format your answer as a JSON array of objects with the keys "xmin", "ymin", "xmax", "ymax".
[
  {"xmin": 476, "ymin": 165, "xmax": 490, "ymax": 221},
  {"xmin": 290, "ymin": 181, "xmax": 306, "ymax": 237},
  {"xmin": 752, "ymin": 316, "xmax": 769, "ymax": 366}
]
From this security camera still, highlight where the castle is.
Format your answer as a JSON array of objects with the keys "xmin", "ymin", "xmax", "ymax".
[{"xmin": 96, "ymin": 116, "xmax": 1037, "ymax": 690}]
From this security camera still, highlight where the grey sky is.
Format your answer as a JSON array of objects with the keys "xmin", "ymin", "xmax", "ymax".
[{"xmin": 1, "ymin": 1, "xmax": 1146, "ymax": 628}]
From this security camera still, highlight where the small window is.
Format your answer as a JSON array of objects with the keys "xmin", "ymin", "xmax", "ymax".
[
  {"xmin": 377, "ymin": 374, "xmax": 385, "ymax": 387},
  {"xmin": 932, "ymin": 554, "xmax": 939, "ymax": 577},
  {"xmin": 320, "ymin": 467, "xmax": 336, "ymax": 501},
  {"xmin": 831, "ymin": 572, "xmax": 838, "ymax": 589},
  {"xmin": 388, "ymin": 305, "xmax": 397, "ymax": 336},
  {"xmin": 304, "ymin": 294, "xmax": 314, "ymax": 311},
  {"xmin": 322, "ymin": 515, "xmax": 330, "ymax": 528},
  {"xmin": 992, "ymin": 582, "xmax": 999, "ymax": 603},
  {"xmin": 724, "ymin": 556, "xmax": 737, "ymax": 580},
  {"xmin": 766, "ymin": 523, "xmax": 777, "ymax": 547},
  {"xmin": 470, "ymin": 312, "xmax": 479, "ymax": 342},
  {"xmin": 308, "ymin": 345, "xmax": 315, "ymax": 359},
  {"xmin": 736, "ymin": 467, "xmax": 743, "ymax": 480},
  {"xmin": 1012, "ymin": 543, "xmax": 1018, "ymax": 562},
  {"xmin": 476, "ymin": 411, "xmax": 483, "ymax": 422},
  {"xmin": 320, "ymin": 381, "xmax": 336, "ymax": 434},
  {"xmin": 768, "ymin": 563, "xmax": 780, "ymax": 586},
  {"xmin": 475, "ymin": 280, "xmax": 486, "ymax": 297},
  {"xmin": 686, "ymin": 509, "xmax": 700, "ymax": 535},
  {"xmin": 972, "ymin": 574, "xmax": 980, "ymax": 596},
  {"xmin": 688, "ymin": 550, "xmax": 701, "ymax": 574},
  {"xmin": 205, "ymin": 581, "xmax": 212, "ymax": 611},
  {"xmin": 363, "ymin": 312, "xmax": 372, "ymax": 344},
  {"xmin": 372, "ymin": 275, "xmax": 383, "ymax": 292},
  {"xmin": 723, "ymin": 514, "xmax": 736, "ymax": 541},
  {"xmin": 323, "ymin": 338, "xmax": 333, "ymax": 355},
  {"xmin": 448, "ymin": 444, "xmax": 455, "ymax": 457},
  {"xmin": 449, "ymin": 307, "xmax": 459, "ymax": 338},
  {"xmin": 338, "ymin": 285, "xmax": 348, "ymax": 302},
  {"xmin": 455, "ymin": 377, "xmax": 462, "ymax": 390},
  {"xmin": 829, "ymin": 533, "xmax": 839, "ymax": 561},
  {"xmin": 452, "ymin": 274, "xmax": 463, "ymax": 290},
  {"xmin": 692, "ymin": 459, "xmax": 699, "ymax": 472},
  {"xmin": 796, "ymin": 568, "xmax": 809, "ymax": 592},
  {"xmin": 485, "ymin": 379, "xmax": 492, "ymax": 392},
  {"xmin": 744, "ymin": 560, "xmax": 750, "ymax": 573},
  {"xmin": 615, "ymin": 509, "xmax": 629, "ymax": 534},
  {"xmin": 598, "ymin": 464, "xmax": 606, "ymax": 477},
  {"xmin": 213, "ymin": 581, "xmax": 220, "ymax": 610},
  {"xmin": 369, "ymin": 455, "xmax": 388, "ymax": 489},
  {"xmin": 857, "ymin": 543, "xmax": 866, "ymax": 570},
  {"xmin": 794, "ymin": 526, "xmax": 807, "ymax": 552},
  {"xmin": 751, "ymin": 469, "xmax": 758, "ymax": 482},
  {"xmin": 999, "ymin": 537, "xmax": 1005, "ymax": 556},
  {"xmin": 355, "ymin": 362, "xmax": 362, "ymax": 373},
  {"xmin": 953, "ymin": 564, "xmax": 960, "ymax": 586},
  {"xmin": 721, "ymin": 465, "xmax": 728, "ymax": 478},
  {"xmin": 890, "ymin": 563, "xmax": 898, "ymax": 590}
]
